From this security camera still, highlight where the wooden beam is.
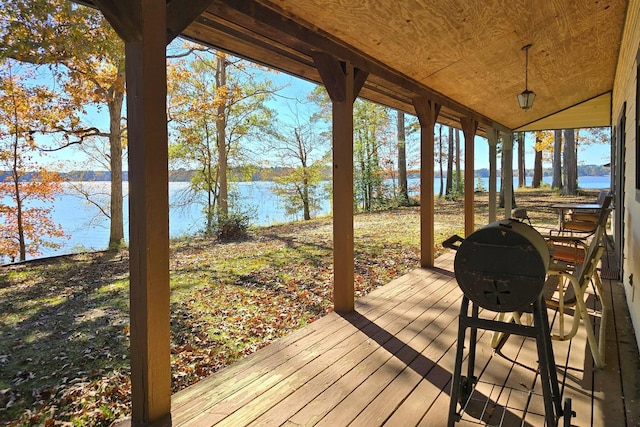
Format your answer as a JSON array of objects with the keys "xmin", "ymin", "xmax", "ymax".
[
  {"xmin": 121, "ymin": 0, "xmax": 171, "ymax": 424},
  {"xmin": 413, "ymin": 97, "xmax": 440, "ymax": 268},
  {"xmin": 486, "ymin": 128, "xmax": 499, "ymax": 223},
  {"xmin": 166, "ymin": 0, "xmax": 215, "ymax": 43},
  {"xmin": 91, "ymin": 0, "xmax": 141, "ymax": 42},
  {"xmin": 312, "ymin": 52, "xmax": 347, "ymax": 102},
  {"xmin": 208, "ymin": 0, "xmax": 507, "ymax": 132},
  {"xmin": 313, "ymin": 54, "xmax": 366, "ymax": 313},
  {"xmin": 461, "ymin": 117, "xmax": 478, "ymax": 237}
]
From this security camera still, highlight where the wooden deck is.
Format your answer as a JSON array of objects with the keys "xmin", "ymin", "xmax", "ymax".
[{"xmin": 171, "ymin": 251, "xmax": 640, "ymax": 426}]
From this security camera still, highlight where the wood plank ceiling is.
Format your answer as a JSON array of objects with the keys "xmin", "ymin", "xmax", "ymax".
[{"xmin": 180, "ymin": 0, "xmax": 627, "ymax": 135}]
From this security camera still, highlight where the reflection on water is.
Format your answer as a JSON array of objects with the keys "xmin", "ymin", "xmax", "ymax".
[{"xmin": 3, "ymin": 175, "xmax": 609, "ymax": 261}]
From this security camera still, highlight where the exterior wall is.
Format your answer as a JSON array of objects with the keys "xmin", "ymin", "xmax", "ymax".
[{"xmin": 612, "ymin": 0, "xmax": 640, "ymax": 350}]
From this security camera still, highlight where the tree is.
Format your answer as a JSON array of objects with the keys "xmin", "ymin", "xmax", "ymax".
[
  {"xmin": 531, "ymin": 131, "xmax": 554, "ymax": 188},
  {"xmin": 552, "ymin": 129, "xmax": 563, "ymax": 189},
  {"xmin": 1, "ymin": 0, "xmax": 127, "ymax": 249},
  {"xmin": 167, "ymin": 50, "xmax": 277, "ymax": 235},
  {"xmin": 517, "ymin": 132, "xmax": 526, "ymax": 187},
  {"xmin": 563, "ymin": 128, "xmax": 578, "ymax": 195},
  {"xmin": 269, "ymin": 103, "xmax": 328, "ymax": 220},
  {"xmin": 437, "ymin": 124, "xmax": 444, "ymax": 198},
  {"xmin": 397, "ymin": 110, "xmax": 409, "ymax": 205},
  {"xmin": 446, "ymin": 126, "xmax": 454, "ymax": 196},
  {"xmin": 353, "ymin": 99, "xmax": 392, "ymax": 212},
  {"xmin": 455, "ymin": 128, "xmax": 462, "ymax": 193},
  {"xmin": 0, "ymin": 62, "xmax": 67, "ymax": 261}
]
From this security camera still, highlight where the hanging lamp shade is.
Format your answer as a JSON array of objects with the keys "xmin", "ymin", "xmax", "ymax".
[
  {"xmin": 517, "ymin": 89, "xmax": 536, "ymax": 110},
  {"xmin": 518, "ymin": 44, "xmax": 535, "ymax": 110}
]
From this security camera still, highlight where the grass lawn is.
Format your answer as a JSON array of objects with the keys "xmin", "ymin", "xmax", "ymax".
[{"xmin": 0, "ymin": 188, "xmax": 597, "ymax": 426}]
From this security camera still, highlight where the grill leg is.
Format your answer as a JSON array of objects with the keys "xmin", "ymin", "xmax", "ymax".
[
  {"xmin": 467, "ymin": 303, "xmax": 479, "ymax": 382},
  {"xmin": 533, "ymin": 296, "xmax": 563, "ymax": 425},
  {"xmin": 448, "ymin": 296, "xmax": 470, "ymax": 426}
]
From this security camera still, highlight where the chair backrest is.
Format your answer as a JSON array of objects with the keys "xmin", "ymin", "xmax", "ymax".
[
  {"xmin": 572, "ymin": 199, "xmax": 611, "ymax": 282},
  {"xmin": 596, "ymin": 190, "xmax": 610, "ymax": 206}
]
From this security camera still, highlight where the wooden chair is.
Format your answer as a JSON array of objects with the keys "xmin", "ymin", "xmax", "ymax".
[
  {"xmin": 569, "ymin": 190, "xmax": 609, "ymax": 223},
  {"xmin": 547, "ymin": 195, "xmax": 612, "ymax": 266},
  {"xmin": 544, "ymin": 205, "xmax": 611, "ymax": 368},
  {"xmin": 557, "ymin": 193, "xmax": 611, "ymax": 237}
]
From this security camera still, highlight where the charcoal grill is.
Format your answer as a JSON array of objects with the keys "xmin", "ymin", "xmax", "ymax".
[{"xmin": 444, "ymin": 219, "xmax": 574, "ymax": 426}]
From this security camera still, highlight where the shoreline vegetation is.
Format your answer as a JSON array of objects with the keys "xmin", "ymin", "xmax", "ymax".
[
  {"xmin": 0, "ymin": 164, "xmax": 611, "ymax": 183},
  {"xmin": 0, "ymin": 188, "xmax": 599, "ymax": 426}
]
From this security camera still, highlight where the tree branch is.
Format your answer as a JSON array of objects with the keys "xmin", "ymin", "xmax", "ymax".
[{"xmin": 37, "ymin": 127, "xmax": 109, "ymax": 152}]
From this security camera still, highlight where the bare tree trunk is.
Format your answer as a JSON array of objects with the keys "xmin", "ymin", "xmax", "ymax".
[
  {"xmin": 455, "ymin": 128, "xmax": 461, "ymax": 193},
  {"xmin": 575, "ymin": 129, "xmax": 580, "ymax": 185},
  {"xmin": 563, "ymin": 129, "xmax": 577, "ymax": 195},
  {"xmin": 396, "ymin": 110, "xmax": 408, "ymax": 205},
  {"xmin": 446, "ymin": 126, "xmax": 453, "ymax": 196},
  {"xmin": 552, "ymin": 129, "xmax": 562, "ymax": 189},
  {"xmin": 11, "ymin": 134, "xmax": 26, "ymax": 261},
  {"xmin": 517, "ymin": 132, "xmax": 525, "ymax": 188},
  {"xmin": 216, "ymin": 54, "xmax": 228, "ymax": 217},
  {"xmin": 108, "ymin": 79, "xmax": 124, "ymax": 249},
  {"xmin": 438, "ymin": 124, "xmax": 443, "ymax": 198},
  {"xmin": 532, "ymin": 148, "xmax": 543, "ymax": 187}
]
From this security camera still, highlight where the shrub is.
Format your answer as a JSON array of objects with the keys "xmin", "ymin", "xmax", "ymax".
[{"xmin": 216, "ymin": 212, "xmax": 250, "ymax": 240}]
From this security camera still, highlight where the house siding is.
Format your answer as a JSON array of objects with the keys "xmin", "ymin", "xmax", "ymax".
[{"xmin": 612, "ymin": 0, "xmax": 640, "ymax": 351}]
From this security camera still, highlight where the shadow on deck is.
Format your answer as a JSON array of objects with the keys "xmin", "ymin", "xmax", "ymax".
[{"xmin": 171, "ymin": 251, "xmax": 640, "ymax": 426}]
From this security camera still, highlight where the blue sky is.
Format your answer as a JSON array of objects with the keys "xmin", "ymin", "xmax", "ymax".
[{"xmin": 38, "ymin": 66, "xmax": 611, "ymax": 172}]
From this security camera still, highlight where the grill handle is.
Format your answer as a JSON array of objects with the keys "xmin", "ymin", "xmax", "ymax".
[{"xmin": 442, "ymin": 234, "xmax": 464, "ymax": 251}]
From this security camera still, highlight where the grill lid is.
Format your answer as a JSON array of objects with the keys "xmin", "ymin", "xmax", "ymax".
[{"xmin": 453, "ymin": 219, "xmax": 550, "ymax": 312}]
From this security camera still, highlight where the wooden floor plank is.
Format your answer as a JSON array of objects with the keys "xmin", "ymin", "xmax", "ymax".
[
  {"xmin": 600, "ymin": 275, "xmax": 640, "ymax": 426},
  {"xmin": 168, "ymin": 251, "xmax": 635, "ymax": 427},
  {"xmin": 173, "ymin": 267, "xmax": 440, "ymax": 424},
  {"xmin": 289, "ymin": 278, "xmax": 460, "ymax": 425},
  {"xmin": 591, "ymin": 278, "xmax": 626, "ymax": 426},
  {"xmin": 235, "ymin": 276, "xmax": 456, "ymax": 425},
  {"xmin": 344, "ymin": 281, "xmax": 464, "ymax": 426}
]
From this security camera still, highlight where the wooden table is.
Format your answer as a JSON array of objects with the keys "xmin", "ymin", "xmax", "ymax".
[{"xmin": 550, "ymin": 203, "xmax": 602, "ymax": 231}]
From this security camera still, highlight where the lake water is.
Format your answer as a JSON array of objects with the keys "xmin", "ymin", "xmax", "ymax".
[{"xmin": 4, "ymin": 175, "xmax": 610, "ymax": 261}]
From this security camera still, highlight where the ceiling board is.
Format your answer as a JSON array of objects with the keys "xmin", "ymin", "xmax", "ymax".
[
  {"xmin": 264, "ymin": 0, "xmax": 627, "ymax": 130},
  {"xmin": 515, "ymin": 92, "xmax": 612, "ymax": 131}
]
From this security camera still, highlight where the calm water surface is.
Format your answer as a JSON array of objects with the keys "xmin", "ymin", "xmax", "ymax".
[{"xmin": 4, "ymin": 175, "xmax": 610, "ymax": 261}]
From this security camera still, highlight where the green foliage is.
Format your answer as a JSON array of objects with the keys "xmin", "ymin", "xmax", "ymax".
[
  {"xmin": 167, "ymin": 48, "xmax": 278, "ymax": 231},
  {"xmin": 474, "ymin": 175, "xmax": 486, "ymax": 192},
  {"xmin": 215, "ymin": 211, "xmax": 251, "ymax": 240},
  {"xmin": 272, "ymin": 165, "xmax": 324, "ymax": 220},
  {"xmin": 445, "ymin": 171, "xmax": 465, "ymax": 200},
  {"xmin": 353, "ymin": 99, "xmax": 393, "ymax": 212}
]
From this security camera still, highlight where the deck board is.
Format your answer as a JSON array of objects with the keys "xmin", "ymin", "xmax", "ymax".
[{"xmin": 171, "ymin": 250, "xmax": 638, "ymax": 426}]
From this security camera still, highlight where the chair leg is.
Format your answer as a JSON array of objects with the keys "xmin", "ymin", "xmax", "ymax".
[
  {"xmin": 591, "ymin": 272, "xmax": 609, "ymax": 362},
  {"xmin": 549, "ymin": 272, "xmax": 581, "ymax": 340}
]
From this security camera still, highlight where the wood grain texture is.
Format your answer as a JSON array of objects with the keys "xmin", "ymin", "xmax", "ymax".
[
  {"xmin": 262, "ymin": 0, "xmax": 626, "ymax": 129},
  {"xmin": 170, "ymin": 254, "xmax": 636, "ymax": 426}
]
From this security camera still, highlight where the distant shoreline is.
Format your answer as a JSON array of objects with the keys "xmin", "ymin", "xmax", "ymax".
[{"xmin": 1, "ymin": 165, "xmax": 611, "ymax": 183}]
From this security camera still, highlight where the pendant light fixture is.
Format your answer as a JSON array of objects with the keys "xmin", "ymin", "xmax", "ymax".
[{"xmin": 517, "ymin": 44, "xmax": 535, "ymax": 110}]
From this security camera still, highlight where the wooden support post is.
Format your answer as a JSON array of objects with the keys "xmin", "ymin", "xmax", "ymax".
[
  {"xmin": 461, "ymin": 117, "xmax": 478, "ymax": 237},
  {"xmin": 413, "ymin": 97, "xmax": 440, "ymax": 267},
  {"xmin": 124, "ymin": 3, "xmax": 171, "ymax": 425},
  {"xmin": 487, "ymin": 128, "xmax": 499, "ymax": 223},
  {"xmin": 313, "ymin": 53, "xmax": 367, "ymax": 313},
  {"xmin": 502, "ymin": 131, "xmax": 514, "ymax": 218},
  {"xmin": 90, "ymin": 2, "xmax": 217, "ymax": 423}
]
